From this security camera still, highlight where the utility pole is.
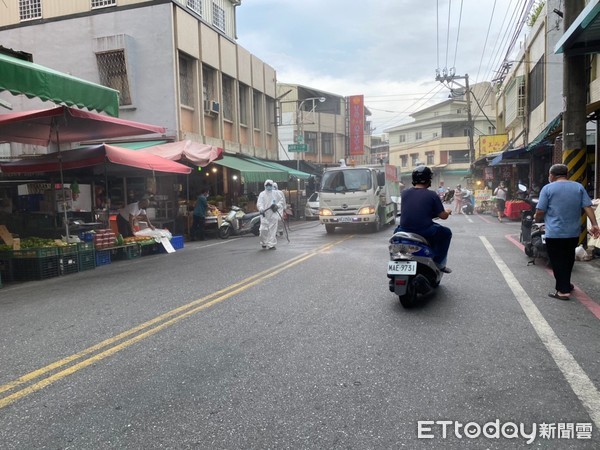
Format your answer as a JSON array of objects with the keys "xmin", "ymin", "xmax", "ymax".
[
  {"xmin": 436, "ymin": 71, "xmax": 475, "ymax": 166},
  {"xmin": 562, "ymin": 0, "xmax": 588, "ymax": 244}
]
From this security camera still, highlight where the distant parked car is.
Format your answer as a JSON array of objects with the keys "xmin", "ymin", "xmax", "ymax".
[{"xmin": 304, "ymin": 192, "xmax": 319, "ymax": 220}]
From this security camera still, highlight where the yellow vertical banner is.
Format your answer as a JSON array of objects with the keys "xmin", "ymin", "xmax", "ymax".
[{"xmin": 563, "ymin": 148, "xmax": 588, "ymax": 245}]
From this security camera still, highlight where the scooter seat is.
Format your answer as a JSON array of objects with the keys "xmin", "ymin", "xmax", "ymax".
[
  {"xmin": 391, "ymin": 231, "xmax": 431, "ymax": 246},
  {"xmin": 242, "ymin": 212, "xmax": 261, "ymax": 220}
]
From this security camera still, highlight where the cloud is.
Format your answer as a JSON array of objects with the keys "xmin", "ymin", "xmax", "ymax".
[{"xmin": 237, "ymin": 0, "xmax": 520, "ymax": 133}]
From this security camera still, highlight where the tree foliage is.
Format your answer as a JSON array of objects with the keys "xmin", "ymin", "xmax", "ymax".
[{"xmin": 527, "ymin": 1, "xmax": 546, "ymax": 27}]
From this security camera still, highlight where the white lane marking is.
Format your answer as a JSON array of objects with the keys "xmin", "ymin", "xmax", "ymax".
[{"xmin": 480, "ymin": 236, "xmax": 600, "ymax": 429}]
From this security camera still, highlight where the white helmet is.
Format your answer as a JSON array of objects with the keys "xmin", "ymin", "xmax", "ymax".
[
  {"xmin": 264, "ymin": 179, "xmax": 274, "ymax": 187},
  {"xmin": 272, "ymin": 182, "xmax": 278, "ymax": 190}
]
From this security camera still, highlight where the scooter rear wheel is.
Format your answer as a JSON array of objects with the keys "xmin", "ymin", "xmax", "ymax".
[
  {"xmin": 399, "ymin": 282, "xmax": 417, "ymax": 308},
  {"xmin": 524, "ymin": 242, "xmax": 534, "ymax": 257}
]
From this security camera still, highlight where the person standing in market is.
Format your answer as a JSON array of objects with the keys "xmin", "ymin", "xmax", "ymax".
[
  {"xmin": 257, "ymin": 179, "xmax": 284, "ymax": 250},
  {"xmin": 454, "ymin": 184, "xmax": 463, "ymax": 214},
  {"xmin": 272, "ymin": 182, "xmax": 286, "ymax": 236},
  {"xmin": 117, "ymin": 196, "xmax": 155, "ymax": 238},
  {"xmin": 534, "ymin": 164, "xmax": 600, "ymax": 301},
  {"xmin": 191, "ymin": 188, "xmax": 210, "ymax": 241},
  {"xmin": 493, "ymin": 181, "xmax": 508, "ymax": 222}
]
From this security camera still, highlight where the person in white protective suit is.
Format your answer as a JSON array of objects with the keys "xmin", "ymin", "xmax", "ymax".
[
  {"xmin": 272, "ymin": 182, "xmax": 287, "ymax": 236},
  {"xmin": 257, "ymin": 179, "xmax": 284, "ymax": 249}
]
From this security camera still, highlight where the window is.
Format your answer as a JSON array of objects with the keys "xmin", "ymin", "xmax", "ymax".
[
  {"xmin": 400, "ymin": 155, "xmax": 408, "ymax": 167},
  {"xmin": 433, "ymin": 132, "xmax": 438, "ymax": 138},
  {"xmin": 322, "ymin": 133, "xmax": 333, "ymax": 155},
  {"xmin": 212, "ymin": 3, "xmax": 225, "ymax": 31},
  {"xmin": 464, "ymin": 128, "xmax": 471, "ymax": 137},
  {"xmin": 222, "ymin": 75, "xmax": 234, "ymax": 121},
  {"xmin": 411, "ymin": 153, "xmax": 420, "ymax": 166},
  {"xmin": 528, "ymin": 55, "xmax": 545, "ymax": 111},
  {"xmin": 253, "ymin": 90, "xmax": 262, "ymax": 129},
  {"xmin": 426, "ymin": 152, "xmax": 434, "ymax": 165},
  {"xmin": 415, "ymin": 131, "xmax": 422, "ymax": 140},
  {"xmin": 19, "ymin": 0, "xmax": 41, "ymax": 21},
  {"xmin": 305, "ymin": 132, "xmax": 317, "ymax": 154},
  {"xmin": 448, "ymin": 150, "xmax": 470, "ymax": 163},
  {"xmin": 92, "ymin": 0, "xmax": 116, "ymax": 8},
  {"xmin": 434, "ymin": 112, "xmax": 439, "ymax": 117},
  {"xmin": 265, "ymin": 96, "xmax": 275, "ymax": 133},
  {"xmin": 187, "ymin": 0, "xmax": 202, "ymax": 15},
  {"xmin": 398, "ymin": 134, "xmax": 406, "ymax": 143},
  {"xmin": 96, "ymin": 50, "xmax": 132, "ymax": 106},
  {"xmin": 179, "ymin": 53, "xmax": 195, "ymax": 108},
  {"xmin": 488, "ymin": 126, "xmax": 496, "ymax": 135},
  {"xmin": 457, "ymin": 109, "xmax": 462, "ymax": 114},
  {"xmin": 202, "ymin": 65, "xmax": 216, "ymax": 107},
  {"xmin": 239, "ymin": 84, "xmax": 249, "ymax": 125}
]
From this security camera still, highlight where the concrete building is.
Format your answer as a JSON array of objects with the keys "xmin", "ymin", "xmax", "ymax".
[
  {"xmin": 0, "ymin": 0, "xmax": 278, "ymax": 160},
  {"xmin": 276, "ymin": 83, "xmax": 373, "ymax": 168},
  {"xmin": 385, "ymin": 82, "xmax": 496, "ymax": 188}
]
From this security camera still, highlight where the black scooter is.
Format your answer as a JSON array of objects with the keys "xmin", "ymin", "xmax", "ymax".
[{"xmin": 518, "ymin": 185, "xmax": 548, "ymax": 264}]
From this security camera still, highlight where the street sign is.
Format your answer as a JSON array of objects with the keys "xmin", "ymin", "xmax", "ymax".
[
  {"xmin": 297, "ymin": 135, "xmax": 304, "ymax": 144},
  {"xmin": 288, "ymin": 144, "xmax": 308, "ymax": 152}
]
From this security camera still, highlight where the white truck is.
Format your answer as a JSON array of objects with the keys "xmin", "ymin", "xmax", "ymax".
[{"xmin": 318, "ymin": 164, "xmax": 400, "ymax": 233}]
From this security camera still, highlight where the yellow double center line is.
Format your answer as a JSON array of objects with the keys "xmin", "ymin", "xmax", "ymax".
[{"xmin": 0, "ymin": 237, "xmax": 353, "ymax": 409}]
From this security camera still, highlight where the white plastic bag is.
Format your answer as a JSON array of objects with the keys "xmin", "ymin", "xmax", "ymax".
[
  {"xmin": 134, "ymin": 228, "xmax": 172, "ymax": 242},
  {"xmin": 575, "ymin": 245, "xmax": 591, "ymax": 261}
]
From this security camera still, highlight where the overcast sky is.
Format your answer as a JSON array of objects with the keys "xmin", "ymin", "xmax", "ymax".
[{"xmin": 237, "ymin": 0, "xmax": 536, "ymax": 135}]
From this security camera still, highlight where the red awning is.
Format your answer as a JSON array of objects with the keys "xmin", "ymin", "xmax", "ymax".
[
  {"xmin": 0, "ymin": 144, "xmax": 191, "ymax": 174},
  {"xmin": 0, "ymin": 106, "xmax": 165, "ymax": 147},
  {"xmin": 139, "ymin": 140, "xmax": 223, "ymax": 167}
]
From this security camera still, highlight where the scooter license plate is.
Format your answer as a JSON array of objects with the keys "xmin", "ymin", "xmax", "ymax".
[{"xmin": 387, "ymin": 260, "xmax": 417, "ymax": 275}]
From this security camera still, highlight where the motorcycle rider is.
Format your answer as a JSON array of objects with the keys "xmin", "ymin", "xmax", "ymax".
[
  {"xmin": 257, "ymin": 179, "xmax": 284, "ymax": 250},
  {"xmin": 394, "ymin": 165, "xmax": 453, "ymax": 273},
  {"xmin": 272, "ymin": 182, "xmax": 286, "ymax": 236}
]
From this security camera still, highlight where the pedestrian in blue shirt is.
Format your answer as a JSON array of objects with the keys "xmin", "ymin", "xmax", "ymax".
[
  {"xmin": 535, "ymin": 164, "xmax": 600, "ymax": 300},
  {"xmin": 191, "ymin": 188, "xmax": 210, "ymax": 241}
]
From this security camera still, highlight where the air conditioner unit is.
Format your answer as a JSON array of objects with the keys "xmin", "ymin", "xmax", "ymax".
[{"xmin": 204, "ymin": 100, "xmax": 220, "ymax": 114}]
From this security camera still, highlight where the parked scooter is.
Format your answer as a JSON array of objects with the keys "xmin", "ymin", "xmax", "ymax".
[
  {"xmin": 218, "ymin": 205, "xmax": 261, "ymax": 239},
  {"xmin": 460, "ymin": 189, "xmax": 475, "ymax": 215},
  {"xmin": 517, "ymin": 185, "xmax": 548, "ymax": 263},
  {"xmin": 387, "ymin": 231, "xmax": 443, "ymax": 308}
]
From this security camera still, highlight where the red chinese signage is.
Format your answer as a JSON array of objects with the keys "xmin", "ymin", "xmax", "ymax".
[{"xmin": 348, "ymin": 95, "xmax": 364, "ymax": 156}]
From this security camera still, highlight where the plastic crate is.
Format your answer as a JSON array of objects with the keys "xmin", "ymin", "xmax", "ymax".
[
  {"xmin": 14, "ymin": 256, "xmax": 59, "ymax": 281},
  {"xmin": 112, "ymin": 244, "xmax": 140, "ymax": 261},
  {"xmin": 95, "ymin": 249, "xmax": 111, "ymax": 266},
  {"xmin": 77, "ymin": 242, "xmax": 95, "ymax": 252},
  {"xmin": 59, "ymin": 253, "xmax": 79, "ymax": 276},
  {"xmin": 78, "ymin": 250, "xmax": 96, "ymax": 272},
  {"xmin": 11, "ymin": 247, "xmax": 59, "ymax": 259},
  {"xmin": 140, "ymin": 242, "xmax": 160, "ymax": 256},
  {"xmin": 0, "ymin": 256, "xmax": 14, "ymax": 283},
  {"xmin": 58, "ymin": 244, "xmax": 79, "ymax": 256},
  {"xmin": 171, "ymin": 235, "xmax": 184, "ymax": 250}
]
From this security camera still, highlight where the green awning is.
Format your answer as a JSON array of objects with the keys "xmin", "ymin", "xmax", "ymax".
[
  {"xmin": 0, "ymin": 53, "xmax": 120, "ymax": 117},
  {"xmin": 239, "ymin": 155, "xmax": 312, "ymax": 179},
  {"xmin": 525, "ymin": 114, "xmax": 562, "ymax": 152},
  {"xmin": 113, "ymin": 140, "xmax": 170, "ymax": 150},
  {"xmin": 214, "ymin": 155, "xmax": 288, "ymax": 183}
]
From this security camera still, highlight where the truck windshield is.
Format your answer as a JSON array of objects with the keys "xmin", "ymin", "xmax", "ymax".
[{"xmin": 321, "ymin": 169, "xmax": 372, "ymax": 192}]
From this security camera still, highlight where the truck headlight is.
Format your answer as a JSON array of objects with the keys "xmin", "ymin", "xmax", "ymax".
[
  {"xmin": 320, "ymin": 208, "xmax": 333, "ymax": 216},
  {"xmin": 358, "ymin": 206, "xmax": 376, "ymax": 215}
]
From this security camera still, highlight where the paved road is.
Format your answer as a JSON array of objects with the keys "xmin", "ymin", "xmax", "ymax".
[{"xmin": 0, "ymin": 214, "xmax": 599, "ymax": 448}]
